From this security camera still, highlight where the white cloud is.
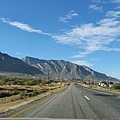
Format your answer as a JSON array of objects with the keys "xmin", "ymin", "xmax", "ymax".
[
  {"xmin": 72, "ymin": 61, "xmax": 93, "ymax": 67},
  {"xmin": 115, "ymin": 6, "xmax": 120, "ymax": 9},
  {"xmin": 72, "ymin": 51, "xmax": 93, "ymax": 58},
  {"xmin": 59, "ymin": 10, "xmax": 78, "ymax": 23},
  {"xmin": 89, "ymin": 4, "xmax": 103, "ymax": 12},
  {"xmin": 111, "ymin": 0, "xmax": 120, "ymax": 3},
  {"xmin": 16, "ymin": 52, "xmax": 22, "ymax": 55},
  {"xmin": 106, "ymin": 11, "xmax": 120, "ymax": 18},
  {"xmin": 53, "ymin": 10, "xmax": 120, "ymax": 58},
  {"xmin": 97, "ymin": 18, "xmax": 120, "ymax": 27},
  {"xmin": 92, "ymin": 0, "xmax": 102, "ymax": 3},
  {"xmin": 0, "ymin": 18, "xmax": 50, "ymax": 35},
  {"xmin": 1, "ymin": 8, "xmax": 120, "ymax": 59},
  {"xmin": 92, "ymin": 0, "xmax": 107, "ymax": 3}
]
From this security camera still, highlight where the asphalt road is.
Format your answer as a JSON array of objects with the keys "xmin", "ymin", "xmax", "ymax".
[{"xmin": 1, "ymin": 83, "xmax": 120, "ymax": 119}]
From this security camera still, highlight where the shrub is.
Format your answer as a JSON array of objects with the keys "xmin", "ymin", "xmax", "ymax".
[
  {"xmin": 112, "ymin": 83, "xmax": 120, "ymax": 89},
  {"xmin": 11, "ymin": 89, "xmax": 20, "ymax": 95}
]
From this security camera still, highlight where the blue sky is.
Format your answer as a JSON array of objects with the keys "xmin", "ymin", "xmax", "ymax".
[{"xmin": 0, "ymin": 0, "xmax": 120, "ymax": 79}]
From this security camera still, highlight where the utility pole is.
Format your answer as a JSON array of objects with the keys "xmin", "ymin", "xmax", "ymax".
[
  {"xmin": 108, "ymin": 76, "xmax": 110, "ymax": 90},
  {"xmin": 48, "ymin": 70, "xmax": 50, "ymax": 81},
  {"xmin": 94, "ymin": 79, "xmax": 95, "ymax": 88}
]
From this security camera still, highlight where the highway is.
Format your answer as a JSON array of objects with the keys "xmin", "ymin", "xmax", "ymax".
[{"xmin": 1, "ymin": 83, "xmax": 120, "ymax": 119}]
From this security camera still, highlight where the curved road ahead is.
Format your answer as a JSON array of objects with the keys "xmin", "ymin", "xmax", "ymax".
[{"xmin": 1, "ymin": 83, "xmax": 120, "ymax": 119}]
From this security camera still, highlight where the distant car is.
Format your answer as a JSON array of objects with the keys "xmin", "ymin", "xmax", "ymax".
[
  {"xmin": 50, "ymin": 80, "xmax": 54, "ymax": 82},
  {"xmin": 100, "ymin": 83, "xmax": 107, "ymax": 87},
  {"xmin": 99, "ymin": 81, "xmax": 107, "ymax": 87}
]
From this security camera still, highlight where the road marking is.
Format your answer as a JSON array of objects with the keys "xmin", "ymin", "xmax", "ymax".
[
  {"xmin": 9, "ymin": 92, "xmax": 59, "ymax": 118},
  {"xmin": 79, "ymin": 91, "xmax": 81, "ymax": 93},
  {"xmin": 82, "ymin": 86, "xmax": 113, "ymax": 96},
  {"xmin": 84, "ymin": 95, "xmax": 90, "ymax": 100}
]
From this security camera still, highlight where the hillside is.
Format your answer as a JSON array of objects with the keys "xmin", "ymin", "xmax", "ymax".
[
  {"xmin": 22, "ymin": 56, "xmax": 119, "ymax": 81},
  {"xmin": 0, "ymin": 52, "xmax": 42, "ymax": 75},
  {"xmin": 0, "ymin": 52, "xmax": 118, "ymax": 82}
]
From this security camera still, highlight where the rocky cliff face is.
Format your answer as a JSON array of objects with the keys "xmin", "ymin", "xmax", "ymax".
[
  {"xmin": 22, "ymin": 56, "xmax": 118, "ymax": 81},
  {"xmin": 0, "ymin": 52, "xmax": 118, "ymax": 81}
]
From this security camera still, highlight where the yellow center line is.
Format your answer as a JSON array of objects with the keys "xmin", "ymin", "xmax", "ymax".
[{"xmin": 9, "ymin": 92, "xmax": 59, "ymax": 118}]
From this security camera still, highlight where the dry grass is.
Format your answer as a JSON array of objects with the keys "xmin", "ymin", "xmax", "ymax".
[
  {"xmin": 79, "ymin": 83, "xmax": 120, "ymax": 93},
  {"xmin": 0, "ymin": 82, "xmax": 68, "ymax": 113}
]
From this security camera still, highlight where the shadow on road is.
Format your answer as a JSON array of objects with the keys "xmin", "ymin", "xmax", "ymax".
[{"xmin": 93, "ymin": 94, "xmax": 117, "ymax": 97}]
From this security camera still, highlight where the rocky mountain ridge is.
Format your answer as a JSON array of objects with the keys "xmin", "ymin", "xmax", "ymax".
[
  {"xmin": 0, "ymin": 52, "xmax": 119, "ymax": 82},
  {"xmin": 22, "ymin": 56, "xmax": 119, "ymax": 81},
  {"xmin": 0, "ymin": 52, "xmax": 42, "ymax": 75}
]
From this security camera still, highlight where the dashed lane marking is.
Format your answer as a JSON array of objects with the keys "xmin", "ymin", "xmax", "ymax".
[
  {"xmin": 84, "ymin": 95, "xmax": 90, "ymax": 101},
  {"xmin": 79, "ymin": 91, "xmax": 81, "ymax": 93}
]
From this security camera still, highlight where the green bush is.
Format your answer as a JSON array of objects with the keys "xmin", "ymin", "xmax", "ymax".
[
  {"xmin": 0, "ymin": 78, "xmax": 44, "ymax": 86},
  {"xmin": 112, "ymin": 83, "xmax": 120, "ymax": 89},
  {"xmin": 11, "ymin": 89, "xmax": 20, "ymax": 95},
  {"xmin": 41, "ymin": 80, "xmax": 47, "ymax": 85}
]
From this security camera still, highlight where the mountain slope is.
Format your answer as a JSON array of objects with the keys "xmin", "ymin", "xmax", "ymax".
[
  {"xmin": 0, "ymin": 52, "xmax": 42, "ymax": 75},
  {"xmin": 22, "ymin": 56, "xmax": 118, "ymax": 81}
]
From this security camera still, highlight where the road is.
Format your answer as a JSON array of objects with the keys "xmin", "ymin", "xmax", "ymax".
[{"xmin": 0, "ymin": 83, "xmax": 120, "ymax": 119}]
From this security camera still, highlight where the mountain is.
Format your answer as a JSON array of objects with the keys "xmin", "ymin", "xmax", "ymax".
[
  {"xmin": 0, "ymin": 52, "xmax": 43, "ymax": 75},
  {"xmin": 22, "ymin": 56, "xmax": 119, "ymax": 81}
]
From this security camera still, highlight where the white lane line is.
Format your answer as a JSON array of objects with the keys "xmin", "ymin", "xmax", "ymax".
[
  {"xmin": 84, "ymin": 95, "xmax": 90, "ymax": 100},
  {"xmin": 82, "ymin": 86, "xmax": 113, "ymax": 96}
]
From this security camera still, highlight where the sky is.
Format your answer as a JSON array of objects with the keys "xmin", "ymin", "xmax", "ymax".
[{"xmin": 0, "ymin": 0, "xmax": 120, "ymax": 79}]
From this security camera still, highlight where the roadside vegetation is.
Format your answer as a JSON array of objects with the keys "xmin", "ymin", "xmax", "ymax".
[
  {"xmin": 111, "ymin": 83, "xmax": 120, "ymax": 90},
  {"xmin": 78, "ymin": 80, "xmax": 120, "ymax": 92},
  {"xmin": 0, "ymin": 77, "xmax": 69, "ymax": 113},
  {"xmin": 0, "ymin": 78, "xmax": 52, "ymax": 98}
]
